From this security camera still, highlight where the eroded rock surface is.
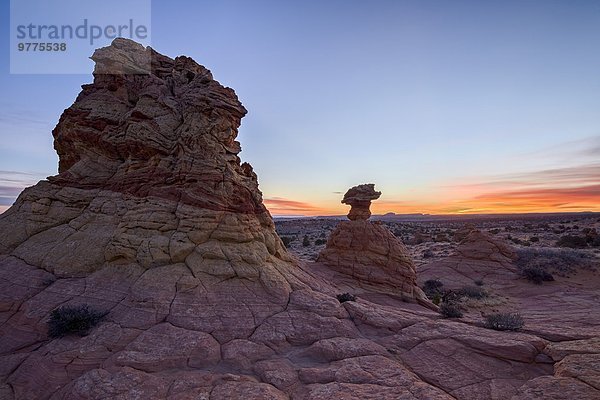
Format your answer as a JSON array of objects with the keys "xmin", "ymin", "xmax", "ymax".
[{"xmin": 0, "ymin": 40, "xmax": 598, "ymax": 400}]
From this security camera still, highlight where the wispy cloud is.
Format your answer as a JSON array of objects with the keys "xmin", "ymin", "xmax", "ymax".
[
  {"xmin": 264, "ymin": 197, "xmax": 322, "ymax": 215},
  {"xmin": 0, "ymin": 171, "xmax": 45, "ymax": 209},
  {"xmin": 451, "ymin": 163, "xmax": 600, "ymax": 191},
  {"xmin": 520, "ymin": 135, "xmax": 600, "ymax": 161},
  {"xmin": 0, "ymin": 107, "xmax": 54, "ymax": 126},
  {"xmin": 438, "ymin": 161, "xmax": 600, "ymax": 213}
]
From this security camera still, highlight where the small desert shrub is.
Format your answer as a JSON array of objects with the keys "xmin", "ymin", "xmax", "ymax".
[
  {"xmin": 281, "ymin": 236, "xmax": 294, "ymax": 248},
  {"xmin": 439, "ymin": 302, "xmax": 463, "ymax": 318},
  {"xmin": 458, "ymin": 285, "xmax": 487, "ymax": 299},
  {"xmin": 422, "ymin": 279, "xmax": 444, "ymax": 298},
  {"xmin": 510, "ymin": 237, "xmax": 524, "ymax": 245},
  {"xmin": 336, "ymin": 293, "xmax": 356, "ymax": 303},
  {"xmin": 314, "ymin": 238, "xmax": 327, "ymax": 246},
  {"xmin": 556, "ymin": 235, "xmax": 588, "ymax": 249},
  {"xmin": 521, "ymin": 266, "xmax": 554, "ymax": 284},
  {"xmin": 474, "ymin": 279, "xmax": 484, "ymax": 286},
  {"xmin": 42, "ymin": 277, "xmax": 56, "ymax": 286},
  {"xmin": 422, "ymin": 249, "xmax": 434, "ymax": 259},
  {"xmin": 484, "ymin": 313, "xmax": 524, "ymax": 331},
  {"xmin": 529, "ymin": 236, "xmax": 540, "ymax": 243},
  {"xmin": 302, "ymin": 235, "xmax": 311, "ymax": 247},
  {"xmin": 48, "ymin": 305, "xmax": 105, "ymax": 338}
]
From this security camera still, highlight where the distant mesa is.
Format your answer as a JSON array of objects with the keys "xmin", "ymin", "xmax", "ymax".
[{"xmin": 342, "ymin": 183, "xmax": 381, "ymax": 221}]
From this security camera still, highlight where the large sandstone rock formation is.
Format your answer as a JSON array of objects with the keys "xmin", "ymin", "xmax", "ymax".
[
  {"xmin": 318, "ymin": 185, "xmax": 432, "ymax": 308},
  {"xmin": 0, "ymin": 39, "xmax": 597, "ymax": 400},
  {"xmin": 419, "ymin": 226, "xmax": 520, "ymax": 290},
  {"xmin": 455, "ymin": 227, "xmax": 517, "ymax": 263}
]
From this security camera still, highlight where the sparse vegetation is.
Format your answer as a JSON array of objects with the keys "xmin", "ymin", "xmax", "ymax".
[
  {"xmin": 458, "ymin": 285, "xmax": 487, "ymax": 299},
  {"xmin": 302, "ymin": 235, "xmax": 311, "ymax": 247},
  {"xmin": 281, "ymin": 236, "xmax": 294, "ymax": 248},
  {"xmin": 516, "ymin": 247, "xmax": 596, "ymax": 280},
  {"xmin": 474, "ymin": 279, "xmax": 484, "ymax": 286},
  {"xmin": 484, "ymin": 312, "xmax": 524, "ymax": 331},
  {"xmin": 314, "ymin": 238, "xmax": 327, "ymax": 246},
  {"xmin": 422, "ymin": 249, "xmax": 434, "ymax": 259},
  {"xmin": 439, "ymin": 302, "xmax": 463, "ymax": 318},
  {"xmin": 422, "ymin": 279, "xmax": 444, "ymax": 298},
  {"xmin": 48, "ymin": 305, "xmax": 106, "ymax": 338},
  {"xmin": 42, "ymin": 277, "xmax": 56, "ymax": 286},
  {"xmin": 556, "ymin": 235, "xmax": 588, "ymax": 249},
  {"xmin": 521, "ymin": 266, "xmax": 554, "ymax": 284},
  {"xmin": 336, "ymin": 293, "xmax": 356, "ymax": 303}
]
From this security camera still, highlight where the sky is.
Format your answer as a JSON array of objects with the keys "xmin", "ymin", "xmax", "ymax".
[{"xmin": 1, "ymin": 0, "xmax": 599, "ymax": 215}]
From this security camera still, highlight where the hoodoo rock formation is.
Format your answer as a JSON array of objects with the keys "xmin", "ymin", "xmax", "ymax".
[
  {"xmin": 342, "ymin": 183, "xmax": 381, "ymax": 221},
  {"xmin": 318, "ymin": 185, "xmax": 433, "ymax": 308},
  {"xmin": 0, "ymin": 39, "xmax": 598, "ymax": 400}
]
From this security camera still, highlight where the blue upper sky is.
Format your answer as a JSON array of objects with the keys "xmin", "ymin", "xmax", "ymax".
[{"xmin": 1, "ymin": 0, "xmax": 599, "ymax": 214}]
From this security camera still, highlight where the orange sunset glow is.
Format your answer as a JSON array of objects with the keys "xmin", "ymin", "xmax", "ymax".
[{"xmin": 264, "ymin": 161, "xmax": 600, "ymax": 216}]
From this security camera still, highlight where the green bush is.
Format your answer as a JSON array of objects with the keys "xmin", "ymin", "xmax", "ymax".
[
  {"xmin": 48, "ymin": 305, "xmax": 106, "ymax": 338},
  {"xmin": 484, "ymin": 313, "xmax": 524, "ymax": 331}
]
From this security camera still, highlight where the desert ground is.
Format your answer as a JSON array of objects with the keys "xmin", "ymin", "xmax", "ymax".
[
  {"xmin": 276, "ymin": 213, "xmax": 600, "ymax": 264},
  {"xmin": 1, "ymin": 39, "xmax": 599, "ymax": 400}
]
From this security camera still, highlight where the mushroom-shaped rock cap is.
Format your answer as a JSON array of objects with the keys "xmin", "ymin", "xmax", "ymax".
[{"xmin": 342, "ymin": 184, "xmax": 381, "ymax": 221}]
